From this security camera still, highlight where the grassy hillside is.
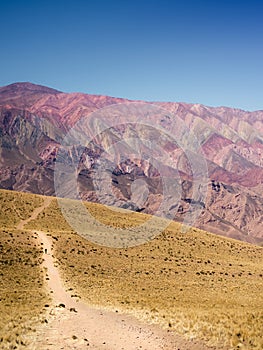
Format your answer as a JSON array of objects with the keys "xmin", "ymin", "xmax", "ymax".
[
  {"xmin": 0, "ymin": 190, "xmax": 49, "ymax": 349},
  {"xmin": 22, "ymin": 191, "xmax": 263, "ymax": 350},
  {"xmin": 0, "ymin": 189, "xmax": 43, "ymax": 228},
  {"xmin": 0, "ymin": 191, "xmax": 263, "ymax": 349},
  {"xmin": 0, "ymin": 228, "xmax": 49, "ymax": 349}
]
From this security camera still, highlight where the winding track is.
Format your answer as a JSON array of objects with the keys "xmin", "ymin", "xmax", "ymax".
[{"xmin": 17, "ymin": 197, "xmax": 216, "ymax": 350}]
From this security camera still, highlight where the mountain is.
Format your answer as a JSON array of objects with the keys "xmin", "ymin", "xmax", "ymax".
[{"xmin": 0, "ymin": 82, "xmax": 262, "ymax": 244}]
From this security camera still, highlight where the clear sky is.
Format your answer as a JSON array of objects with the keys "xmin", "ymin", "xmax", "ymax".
[{"xmin": 0, "ymin": 0, "xmax": 263, "ymax": 111}]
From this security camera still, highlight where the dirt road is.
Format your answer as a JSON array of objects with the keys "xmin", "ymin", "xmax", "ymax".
[
  {"xmin": 16, "ymin": 196, "xmax": 53, "ymax": 230},
  {"xmin": 18, "ymin": 199, "xmax": 216, "ymax": 349}
]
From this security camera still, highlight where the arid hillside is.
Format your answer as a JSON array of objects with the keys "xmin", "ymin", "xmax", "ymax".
[
  {"xmin": 0, "ymin": 189, "xmax": 49, "ymax": 349},
  {"xmin": 1, "ymin": 189, "xmax": 261, "ymax": 349},
  {"xmin": 0, "ymin": 82, "xmax": 262, "ymax": 244}
]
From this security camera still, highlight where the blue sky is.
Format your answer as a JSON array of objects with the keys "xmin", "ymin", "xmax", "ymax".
[{"xmin": 0, "ymin": 0, "xmax": 263, "ymax": 111}]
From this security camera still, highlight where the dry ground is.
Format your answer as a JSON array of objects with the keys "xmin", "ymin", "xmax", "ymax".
[
  {"xmin": 23, "ymin": 193, "xmax": 263, "ymax": 350},
  {"xmin": 0, "ymin": 228, "xmax": 49, "ymax": 349},
  {"xmin": 0, "ymin": 190, "xmax": 50, "ymax": 349},
  {"xmin": 0, "ymin": 189, "xmax": 43, "ymax": 228},
  {"xmin": 34, "ymin": 230, "xmax": 213, "ymax": 350},
  {"xmin": 0, "ymin": 189, "xmax": 263, "ymax": 349}
]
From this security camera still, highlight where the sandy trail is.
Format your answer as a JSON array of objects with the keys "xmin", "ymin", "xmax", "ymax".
[
  {"xmin": 35, "ymin": 231, "xmax": 181, "ymax": 349},
  {"xmin": 37, "ymin": 231, "xmax": 175, "ymax": 350},
  {"xmin": 16, "ymin": 196, "xmax": 53, "ymax": 230},
  {"xmin": 18, "ymin": 199, "xmax": 216, "ymax": 349}
]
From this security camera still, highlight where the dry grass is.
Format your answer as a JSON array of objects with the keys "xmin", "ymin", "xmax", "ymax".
[
  {"xmin": 52, "ymin": 230, "xmax": 263, "ymax": 349},
  {"xmin": 0, "ymin": 228, "xmax": 49, "ymax": 349},
  {"xmin": 1, "ymin": 189, "xmax": 263, "ymax": 349},
  {"xmin": 0, "ymin": 189, "xmax": 43, "ymax": 228},
  {"xmin": 24, "ymin": 195, "xmax": 263, "ymax": 349},
  {"xmin": 0, "ymin": 189, "xmax": 49, "ymax": 349}
]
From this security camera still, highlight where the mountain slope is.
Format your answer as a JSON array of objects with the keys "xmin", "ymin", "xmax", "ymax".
[
  {"xmin": 1, "ymin": 189, "xmax": 261, "ymax": 350},
  {"xmin": 0, "ymin": 82, "xmax": 262, "ymax": 244}
]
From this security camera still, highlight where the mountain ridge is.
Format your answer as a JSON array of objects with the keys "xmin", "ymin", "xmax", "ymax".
[
  {"xmin": 3, "ymin": 82, "xmax": 263, "ymax": 112},
  {"xmin": 0, "ymin": 82, "xmax": 262, "ymax": 245}
]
